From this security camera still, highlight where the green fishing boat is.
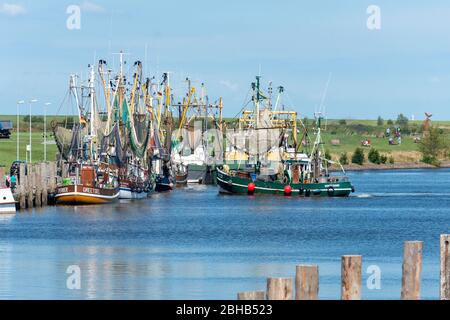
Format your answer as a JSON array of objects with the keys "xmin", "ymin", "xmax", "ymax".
[{"xmin": 217, "ymin": 76, "xmax": 355, "ymax": 197}]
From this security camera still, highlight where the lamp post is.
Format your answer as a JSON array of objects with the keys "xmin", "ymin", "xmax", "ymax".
[
  {"xmin": 16, "ymin": 100, "xmax": 25, "ymax": 161},
  {"xmin": 44, "ymin": 102, "xmax": 51, "ymax": 162},
  {"xmin": 29, "ymin": 99, "xmax": 38, "ymax": 163}
]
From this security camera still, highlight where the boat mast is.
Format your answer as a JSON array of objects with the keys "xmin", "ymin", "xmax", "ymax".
[
  {"xmin": 70, "ymin": 74, "xmax": 82, "ymax": 123},
  {"xmin": 88, "ymin": 64, "xmax": 97, "ymax": 162}
]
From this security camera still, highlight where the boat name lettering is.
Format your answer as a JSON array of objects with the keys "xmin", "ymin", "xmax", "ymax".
[{"xmin": 83, "ymin": 187, "xmax": 100, "ymax": 194}]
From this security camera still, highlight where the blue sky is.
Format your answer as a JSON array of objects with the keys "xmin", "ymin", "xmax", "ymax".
[{"xmin": 1, "ymin": 0, "xmax": 450, "ymax": 119}]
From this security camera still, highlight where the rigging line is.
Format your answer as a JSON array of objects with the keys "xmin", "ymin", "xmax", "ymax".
[
  {"xmin": 231, "ymin": 87, "xmax": 252, "ymax": 120},
  {"xmin": 319, "ymin": 72, "xmax": 332, "ymax": 115}
]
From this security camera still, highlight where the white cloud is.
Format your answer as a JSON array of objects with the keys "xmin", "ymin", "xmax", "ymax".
[
  {"xmin": 0, "ymin": 3, "xmax": 26, "ymax": 16},
  {"xmin": 80, "ymin": 1, "xmax": 105, "ymax": 13},
  {"xmin": 428, "ymin": 76, "xmax": 441, "ymax": 84},
  {"xmin": 220, "ymin": 80, "xmax": 238, "ymax": 91}
]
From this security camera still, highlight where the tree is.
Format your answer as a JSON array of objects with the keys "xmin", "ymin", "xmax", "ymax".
[
  {"xmin": 419, "ymin": 126, "xmax": 446, "ymax": 166},
  {"xmin": 396, "ymin": 113, "xmax": 409, "ymax": 127},
  {"xmin": 387, "ymin": 119, "xmax": 394, "ymax": 125},
  {"xmin": 368, "ymin": 148, "xmax": 381, "ymax": 164},
  {"xmin": 339, "ymin": 152, "xmax": 349, "ymax": 165},
  {"xmin": 339, "ymin": 119, "xmax": 347, "ymax": 125},
  {"xmin": 351, "ymin": 148, "xmax": 365, "ymax": 165},
  {"xmin": 377, "ymin": 116, "xmax": 384, "ymax": 126}
]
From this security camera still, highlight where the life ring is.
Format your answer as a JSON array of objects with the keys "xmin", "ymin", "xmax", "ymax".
[{"xmin": 327, "ymin": 186, "xmax": 335, "ymax": 197}]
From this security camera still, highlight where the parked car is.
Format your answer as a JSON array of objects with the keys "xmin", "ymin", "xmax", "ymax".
[{"xmin": 0, "ymin": 120, "xmax": 13, "ymax": 139}]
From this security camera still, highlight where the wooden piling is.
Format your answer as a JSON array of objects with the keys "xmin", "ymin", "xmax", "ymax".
[
  {"xmin": 341, "ymin": 255, "xmax": 362, "ymax": 300},
  {"xmin": 36, "ymin": 164, "xmax": 41, "ymax": 206},
  {"xmin": 441, "ymin": 235, "xmax": 450, "ymax": 300},
  {"xmin": 0, "ymin": 166, "xmax": 5, "ymax": 187},
  {"xmin": 19, "ymin": 185, "xmax": 26, "ymax": 209},
  {"xmin": 266, "ymin": 278, "xmax": 293, "ymax": 300},
  {"xmin": 237, "ymin": 291, "xmax": 266, "ymax": 300},
  {"xmin": 295, "ymin": 265, "xmax": 319, "ymax": 300},
  {"xmin": 401, "ymin": 241, "xmax": 423, "ymax": 300}
]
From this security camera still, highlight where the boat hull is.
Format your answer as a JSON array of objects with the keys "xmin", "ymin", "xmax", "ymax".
[
  {"xmin": 55, "ymin": 185, "xmax": 120, "ymax": 204},
  {"xmin": 217, "ymin": 168, "xmax": 354, "ymax": 197},
  {"xmin": 0, "ymin": 188, "xmax": 16, "ymax": 213},
  {"xmin": 119, "ymin": 188, "xmax": 149, "ymax": 199}
]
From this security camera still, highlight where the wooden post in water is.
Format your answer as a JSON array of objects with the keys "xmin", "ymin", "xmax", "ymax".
[
  {"xmin": 341, "ymin": 255, "xmax": 362, "ymax": 300},
  {"xmin": 266, "ymin": 278, "xmax": 293, "ymax": 300},
  {"xmin": 237, "ymin": 291, "xmax": 266, "ymax": 300},
  {"xmin": 19, "ymin": 163, "xmax": 26, "ymax": 187},
  {"xmin": 0, "ymin": 167, "xmax": 5, "ymax": 187},
  {"xmin": 50, "ymin": 161, "xmax": 57, "ymax": 193},
  {"xmin": 26, "ymin": 164, "xmax": 33, "ymax": 208},
  {"xmin": 295, "ymin": 265, "xmax": 319, "ymax": 300},
  {"xmin": 40, "ymin": 162, "xmax": 48, "ymax": 206},
  {"xmin": 35, "ymin": 164, "xmax": 42, "ymax": 207},
  {"xmin": 401, "ymin": 241, "xmax": 423, "ymax": 300},
  {"xmin": 441, "ymin": 235, "xmax": 450, "ymax": 300}
]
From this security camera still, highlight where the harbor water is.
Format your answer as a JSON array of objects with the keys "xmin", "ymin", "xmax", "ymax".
[{"xmin": 0, "ymin": 168, "xmax": 449, "ymax": 299}]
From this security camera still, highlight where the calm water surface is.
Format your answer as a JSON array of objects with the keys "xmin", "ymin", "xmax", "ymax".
[{"xmin": 1, "ymin": 169, "xmax": 449, "ymax": 299}]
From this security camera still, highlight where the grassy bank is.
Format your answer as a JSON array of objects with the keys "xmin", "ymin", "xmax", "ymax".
[
  {"xmin": 307, "ymin": 119, "xmax": 450, "ymax": 165},
  {"xmin": 1, "ymin": 115, "xmax": 449, "ymax": 169}
]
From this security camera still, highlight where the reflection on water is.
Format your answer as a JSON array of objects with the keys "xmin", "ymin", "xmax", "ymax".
[{"xmin": 0, "ymin": 169, "xmax": 450, "ymax": 299}]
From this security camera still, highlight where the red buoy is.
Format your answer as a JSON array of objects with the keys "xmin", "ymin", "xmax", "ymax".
[
  {"xmin": 284, "ymin": 185, "xmax": 292, "ymax": 196},
  {"xmin": 248, "ymin": 182, "xmax": 256, "ymax": 194}
]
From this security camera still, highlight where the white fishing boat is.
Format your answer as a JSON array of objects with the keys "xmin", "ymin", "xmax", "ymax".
[{"xmin": 0, "ymin": 187, "xmax": 16, "ymax": 213}]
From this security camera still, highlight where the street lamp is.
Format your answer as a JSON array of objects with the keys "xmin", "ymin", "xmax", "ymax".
[
  {"xmin": 44, "ymin": 102, "xmax": 51, "ymax": 162},
  {"xmin": 16, "ymin": 100, "xmax": 25, "ymax": 161},
  {"xmin": 28, "ymin": 99, "xmax": 38, "ymax": 163}
]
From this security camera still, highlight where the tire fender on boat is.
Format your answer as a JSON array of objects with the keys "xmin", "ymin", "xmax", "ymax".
[
  {"xmin": 305, "ymin": 189, "xmax": 311, "ymax": 197},
  {"xmin": 327, "ymin": 186, "xmax": 335, "ymax": 197}
]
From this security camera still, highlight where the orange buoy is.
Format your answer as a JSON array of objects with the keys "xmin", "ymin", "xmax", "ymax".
[
  {"xmin": 248, "ymin": 182, "xmax": 256, "ymax": 194},
  {"xmin": 284, "ymin": 185, "xmax": 292, "ymax": 196}
]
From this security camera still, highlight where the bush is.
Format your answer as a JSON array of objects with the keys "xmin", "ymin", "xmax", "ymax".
[
  {"xmin": 339, "ymin": 119, "xmax": 347, "ymax": 125},
  {"xmin": 388, "ymin": 156, "xmax": 395, "ymax": 164},
  {"xmin": 351, "ymin": 148, "xmax": 365, "ymax": 165},
  {"xmin": 324, "ymin": 149, "xmax": 332, "ymax": 161},
  {"xmin": 387, "ymin": 119, "xmax": 394, "ymax": 125},
  {"xmin": 419, "ymin": 126, "xmax": 446, "ymax": 166},
  {"xmin": 368, "ymin": 148, "xmax": 381, "ymax": 164},
  {"xmin": 396, "ymin": 113, "xmax": 409, "ymax": 127},
  {"xmin": 339, "ymin": 152, "xmax": 349, "ymax": 165},
  {"xmin": 377, "ymin": 116, "xmax": 384, "ymax": 126},
  {"xmin": 380, "ymin": 154, "xmax": 388, "ymax": 164}
]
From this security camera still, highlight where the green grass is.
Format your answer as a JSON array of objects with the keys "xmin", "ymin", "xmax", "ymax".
[
  {"xmin": 321, "ymin": 132, "xmax": 420, "ymax": 153},
  {"xmin": 0, "ymin": 132, "xmax": 58, "ymax": 167}
]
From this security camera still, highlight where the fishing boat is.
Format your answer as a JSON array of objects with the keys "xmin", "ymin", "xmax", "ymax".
[
  {"xmin": 217, "ymin": 76, "xmax": 355, "ymax": 197},
  {"xmin": 174, "ymin": 164, "xmax": 188, "ymax": 185},
  {"xmin": 103, "ymin": 57, "xmax": 154, "ymax": 199},
  {"xmin": 55, "ymin": 164, "xmax": 120, "ymax": 204},
  {"xmin": 54, "ymin": 65, "xmax": 120, "ymax": 205},
  {"xmin": 0, "ymin": 187, "xmax": 16, "ymax": 213},
  {"xmin": 171, "ymin": 80, "xmax": 223, "ymax": 185}
]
